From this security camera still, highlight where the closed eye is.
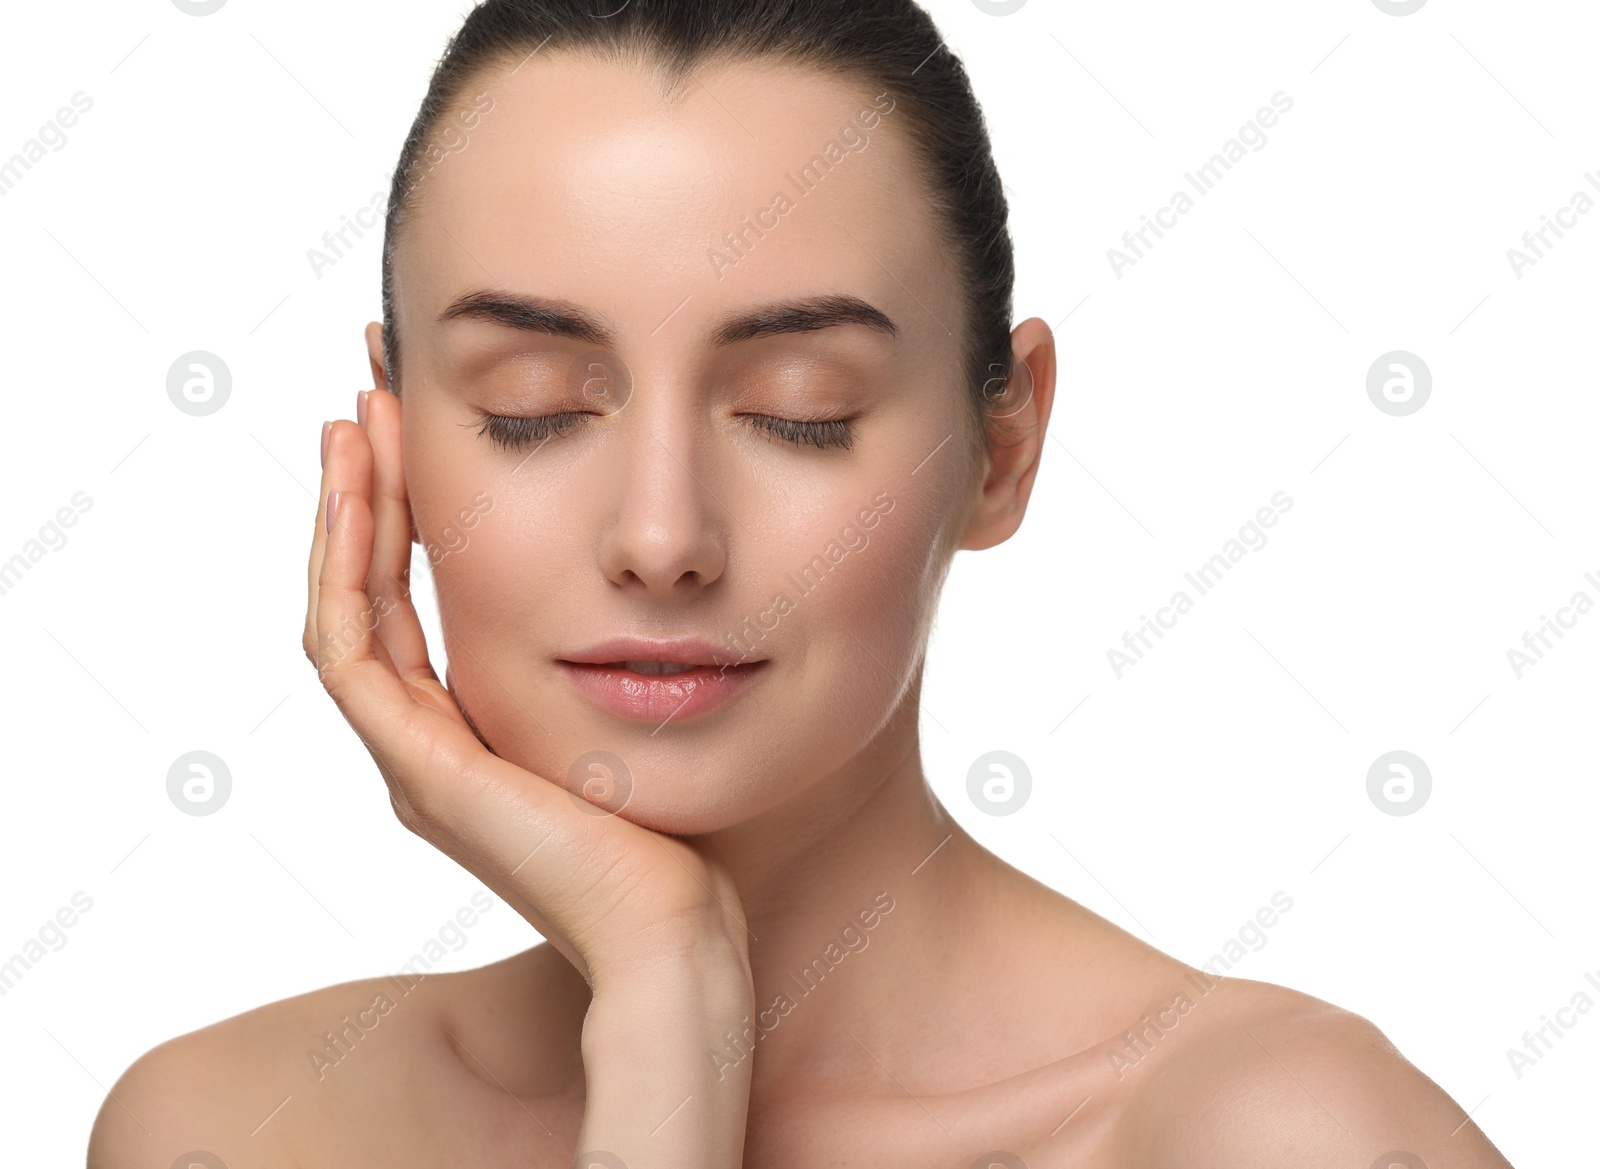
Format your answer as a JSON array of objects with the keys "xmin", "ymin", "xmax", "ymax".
[
  {"xmin": 743, "ymin": 414, "xmax": 855, "ymax": 451},
  {"xmin": 472, "ymin": 411, "xmax": 592, "ymax": 452},
  {"xmin": 469, "ymin": 410, "xmax": 856, "ymax": 454}
]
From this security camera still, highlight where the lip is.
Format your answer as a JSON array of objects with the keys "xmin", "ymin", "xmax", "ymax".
[
  {"xmin": 562, "ymin": 636, "xmax": 755, "ymax": 667},
  {"xmin": 558, "ymin": 637, "xmax": 768, "ymax": 723}
]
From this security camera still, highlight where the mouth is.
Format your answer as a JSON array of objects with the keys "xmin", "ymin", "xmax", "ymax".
[
  {"xmin": 557, "ymin": 641, "xmax": 768, "ymax": 723},
  {"xmin": 600, "ymin": 660, "xmax": 711, "ymax": 677}
]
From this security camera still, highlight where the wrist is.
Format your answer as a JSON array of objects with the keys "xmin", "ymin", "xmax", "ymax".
[
  {"xmin": 572, "ymin": 932, "xmax": 755, "ymax": 1168},
  {"xmin": 576, "ymin": 953, "xmax": 755, "ymax": 1166},
  {"xmin": 585, "ymin": 919, "xmax": 753, "ymax": 1003},
  {"xmin": 584, "ymin": 948, "xmax": 753, "ymax": 1028}
]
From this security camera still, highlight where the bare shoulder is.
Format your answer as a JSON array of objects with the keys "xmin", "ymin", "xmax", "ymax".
[
  {"xmin": 88, "ymin": 944, "xmax": 584, "ymax": 1169},
  {"xmin": 1111, "ymin": 973, "xmax": 1516, "ymax": 1169},
  {"xmin": 87, "ymin": 972, "xmax": 393, "ymax": 1167}
]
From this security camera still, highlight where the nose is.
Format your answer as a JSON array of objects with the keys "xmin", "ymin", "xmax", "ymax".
[{"xmin": 596, "ymin": 420, "xmax": 728, "ymax": 596}]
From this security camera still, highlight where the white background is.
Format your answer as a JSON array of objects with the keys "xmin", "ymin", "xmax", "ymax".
[{"xmin": 1, "ymin": 0, "xmax": 1595, "ymax": 1163}]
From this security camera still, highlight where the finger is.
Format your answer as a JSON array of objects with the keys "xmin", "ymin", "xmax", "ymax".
[
  {"xmin": 312, "ymin": 432, "xmax": 440, "ymax": 820},
  {"xmin": 303, "ymin": 417, "xmax": 336, "ymax": 663},
  {"xmin": 362, "ymin": 388, "xmax": 434, "ymax": 681},
  {"xmin": 313, "ymin": 420, "xmax": 405, "ymax": 702}
]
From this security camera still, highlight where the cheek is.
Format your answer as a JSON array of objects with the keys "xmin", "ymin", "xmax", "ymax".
[
  {"xmin": 426, "ymin": 494, "xmax": 587, "ymax": 658},
  {"xmin": 403, "ymin": 408, "xmax": 480, "ymax": 555},
  {"xmin": 405, "ymin": 408, "xmax": 577, "ymax": 626},
  {"xmin": 756, "ymin": 459, "xmax": 959, "ymax": 766},
  {"xmin": 422, "ymin": 514, "xmax": 592, "ymax": 793},
  {"xmin": 813, "ymin": 489, "xmax": 949, "ymax": 695}
]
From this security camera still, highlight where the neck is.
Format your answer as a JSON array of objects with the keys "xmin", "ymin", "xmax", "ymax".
[{"xmin": 694, "ymin": 681, "xmax": 1003, "ymax": 1088}]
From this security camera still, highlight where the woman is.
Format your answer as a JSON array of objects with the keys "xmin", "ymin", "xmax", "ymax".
[{"xmin": 90, "ymin": 2, "xmax": 1514, "ymax": 1166}]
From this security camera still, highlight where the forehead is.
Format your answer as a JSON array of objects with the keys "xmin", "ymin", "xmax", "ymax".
[{"xmin": 391, "ymin": 51, "xmax": 960, "ymax": 358}]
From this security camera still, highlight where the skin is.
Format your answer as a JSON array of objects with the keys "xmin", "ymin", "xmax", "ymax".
[{"xmin": 88, "ymin": 52, "xmax": 1515, "ymax": 1169}]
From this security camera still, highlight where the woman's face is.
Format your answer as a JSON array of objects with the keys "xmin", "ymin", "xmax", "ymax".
[{"xmin": 384, "ymin": 52, "xmax": 984, "ymax": 834}]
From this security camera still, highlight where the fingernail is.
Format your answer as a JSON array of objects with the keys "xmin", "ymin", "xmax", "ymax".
[
  {"xmin": 326, "ymin": 489, "xmax": 341, "ymax": 534},
  {"xmin": 321, "ymin": 420, "xmax": 331, "ymax": 468},
  {"xmin": 357, "ymin": 390, "xmax": 370, "ymax": 429}
]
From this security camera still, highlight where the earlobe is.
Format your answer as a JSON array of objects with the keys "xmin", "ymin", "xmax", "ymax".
[{"xmin": 364, "ymin": 321, "xmax": 389, "ymax": 393}]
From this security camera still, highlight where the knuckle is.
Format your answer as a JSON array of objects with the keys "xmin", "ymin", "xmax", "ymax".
[
  {"xmin": 401, "ymin": 728, "xmax": 489, "ymax": 834},
  {"xmin": 397, "ymin": 763, "xmax": 451, "ymax": 830},
  {"xmin": 389, "ymin": 793, "xmax": 430, "ymax": 840},
  {"xmin": 317, "ymin": 656, "xmax": 356, "ymax": 710}
]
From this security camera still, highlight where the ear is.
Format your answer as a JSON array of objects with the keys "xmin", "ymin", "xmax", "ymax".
[
  {"xmin": 363, "ymin": 320, "xmax": 419, "ymax": 545},
  {"xmin": 957, "ymin": 317, "xmax": 1057, "ymax": 553},
  {"xmin": 364, "ymin": 320, "xmax": 389, "ymax": 393}
]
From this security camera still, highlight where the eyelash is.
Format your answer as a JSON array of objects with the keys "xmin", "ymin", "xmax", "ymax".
[
  {"xmin": 744, "ymin": 414, "xmax": 855, "ymax": 451},
  {"xmin": 473, "ymin": 412, "xmax": 855, "ymax": 453},
  {"xmin": 475, "ymin": 411, "xmax": 589, "ymax": 451}
]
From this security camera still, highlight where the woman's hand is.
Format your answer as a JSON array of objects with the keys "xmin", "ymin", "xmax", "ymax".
[{"xmin": 303, "ymin": 388, "xmax": 754, "ymax": 1167}]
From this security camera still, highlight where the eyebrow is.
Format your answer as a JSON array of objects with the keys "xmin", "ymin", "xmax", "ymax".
[{"xmin": 437, "ymin": 289, "xmax": 900, "ymax": 349}]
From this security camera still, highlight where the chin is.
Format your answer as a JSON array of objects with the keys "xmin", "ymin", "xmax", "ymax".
[
  {"xmin": 607, "ymin": 799, "xmax": 742, "ymax": 838},
  {"xmin": 557, "ymin": 743, "xmax": 799, "ymax": 837}
]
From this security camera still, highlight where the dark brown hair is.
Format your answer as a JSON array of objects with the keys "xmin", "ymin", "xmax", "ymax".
[{"xmin": 380, "ymin": 0, "xmax": 1017, "ymax": 450}]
